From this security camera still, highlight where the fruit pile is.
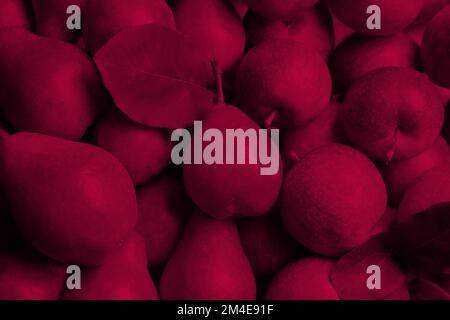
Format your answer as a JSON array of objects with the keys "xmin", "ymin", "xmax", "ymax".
[{"xmin": 0, "ymin": 0, "xmax": 449, "ymax": 300}]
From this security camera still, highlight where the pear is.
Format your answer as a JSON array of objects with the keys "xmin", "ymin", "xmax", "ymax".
[
  {"xmin": 136, "ymin": 173, "xmax": 193, "ymax": 271},
  {"xmin": 0, "ymin": 130, "xmax": 137, "ymax": 266},
  {"xmin": 64, "ymin": 233, "xmax": 158, "ymax": 300},
  {"xmin": 237, "ymin": 211, "xmax": 300, "ymax": 277},
  {"xmin": 235, "ymin": 39, "xmax": 331, "ymax": 128},
  {"xmin": 173, "ymin": 0, "xmax": 246, "ymax": 72},
  {"xmin": 0, "ymin": 0, "xmax": 34, "ymax": 30},
  {"xmin": 31, "ymin": 0, "xmax": 85, "ymax": 43},
  {"xmin": 160, "ymin": 211, "xmax": 256, "ymax": 300},
  {"xmin": 0, "ymin": 28, "xmax": 106, "ymax": 141},
  {"xmin": 0, "ymin": 247, "xmax": 66, "ymax": 300},
  {"xmin": 183, "ymin": 65, "xmax": 282, "ymax": 219},
  {"xmin": 265, "ymin": 257, "xmax": 339, "ymax": 300},
  {"xmin": 92, "ymin": 108, "xmax": 172, "ymax": 186},
  {"xmin": 183, "ymin": 103, "xmax": 282, "ymax": 218}
]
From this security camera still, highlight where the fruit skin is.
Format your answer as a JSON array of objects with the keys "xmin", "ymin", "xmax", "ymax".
[
  {"xmin": 380, "ymin": 137, "xmax": 450, "ymax": 206},
  {"xmin": 406, "ymin": 23, "xmax": 426, "ymax": 46},
  {"xmin": 265, "ymin": 257, "xmax": 338, "ymax": 300},
  {"xmin": 370, "ymin": 207, "xmax": 397, "ymax": 236},
  {"xmin": 281, "ymin": 144, "xmax": 387, "ymax": 256},
  {"xmin": 183, "ymin": 104, "xmax": 282, "ymax": 219},
  {"xmin": 173, "ymin": 0, "xmax": 246, "ymax": 72},
  {"xmin": 227, "ymin": 0, "xmax": 248, "ymax": 19},
  {"xmin": 0, "ymin": 28, "xmax": 106, "ymax": 141},
  {"xmin": 331, "ymin": 33, "xmax": 420, "ymax": 92},
  {"xmin": 329, "ymin": 0, "xmax": 423, "ymax": 36},
  {"xmin": 0, "ymin": 0, "xmax": 34, "ymax": 30},
  {"xmin": 243, "ymin": 0, "xmax": 318, "ymax": 20},
  {"xmin": 398, "ymin": 162, "xmax": 450, "ymax": 223},
  {"xmin": 0, "ymin": 248, "xmax": 66, "ymax": 300},
  {"xmin": 93, "ymin": 109, "xmax": 172, "ymax": 186},
  {"xmin": 160, "ymin": 211, "xmax": 257, "ymax": 300},
  {"xmin": 136, "ymin": 173, "xmax": 193, "ymax": 271},
  {"xmin": 244, "ymin": 2, "xmax": 334, "ymax": 61},
  {"xmin": 282, "ymin": 101, "xmax": 347, "ymax": 170},
  {"xmin": 84, "ymin": 0, "xmax": 176, "ymax": 54},
  {"xmin": 330, "ymin": 7, "xmax": 354, "ymax": 48},
  {"xmin": 64, "ymin": 233, "xmax": 159, "ymax": 300},
  {"xmin": 341, "ymin": 67, "xmax": 445, "ymax": 162},
  {"xmin": 422, "ymin": 6, "xmax": 450, "ymax": 89},
  {"xmin": 238, "ymin": 211, "xmax": 299, "ymax": 277},
  {"xmin": 0, "ymin": 132, "xmax": 138, "ymax": 266},
  {"xmin": 235, "ymin": 39, "xmax": 331, "ymax": 128},
  {"xmin": 413, "ymin": 0, "xmax": 448, "ymax": 26},
  {"xmin": 436, "ymin": 85, "xmax": 450, "ymax": 106},
  {"xmin": 31, "ymin": 0, "xmax": 85, "ymax": 43}
]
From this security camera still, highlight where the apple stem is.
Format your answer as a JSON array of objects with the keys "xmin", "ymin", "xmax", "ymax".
[
  {"xmin": 212, "ymin": 60, "xmax": 224, "ymax": 105},
  {"xmin": 264, "ymin": 109, "xmax": 278, "ymax": 129}
]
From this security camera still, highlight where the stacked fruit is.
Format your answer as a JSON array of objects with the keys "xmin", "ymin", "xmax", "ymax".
[{"xmin": 0, "ymin": 0, "xmax": 449, "ymax": 300}]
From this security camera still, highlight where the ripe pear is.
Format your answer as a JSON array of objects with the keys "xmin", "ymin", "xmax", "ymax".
[
  {"xmin": 282, "ymin": 101, "xmax": 347, "ymax": 170},
  {"xmin": 329, "ymin": 0, "xmax": 423, "ymax": 36},
  {"xmin": 160, "ymin": 211, "xmax": 256, "ymax": 300},
  {"xmin": 183, "ymin": 103, "xmax": 282, "ymax": 219},
  {"xmin": 64, "ymin": 233, "xmax": 159, "ymax": 300},
  {"xmin": 341, "ymin": 67, "xmax": 444, "ymax": 161},
  {"xmin": 331, "ymin": 33, "xmax": 420, "ymax": 92},
  {"xmin": 281, "ymin": 144, "xmax": 387, "ymax": 256},
  {"xmin": 183, "ymin": 65, "xmax": 282, "ymax": 219},
  {"xmin": 0, "ymin": 131, "xmax": 138, "ymax": 266},
  {"xmin": 237, "ymin": 211, "xmax": 300, "ymax": 277},
  {"xmin": 173, "ymin": 0, "xmax": 245, "ymax": 73},
  {"xmin": 245, "ymin": 2, "xmax": 334, "ymax": 61},
  {"xmin": 265, "ymin": 257, "xmax": 338, "ymax": 300},
  {"xmin": 0, "ymin": 247, "xmax": 66, "ymax": 300},
  {"xmin": 235, "ymin": 39, "xmax": 331, "ymax": 128},
  {"xmin": 422, "ymin": 6, "xmax": 450, "ymax": 89},
  {"xmin": 92, "ymin": 108, "xmax": 172, "ymax": 186},
  {"xmin": 31, "ymin": 0, "xmax": 85, "ymax": 43},
  {"xmin": 380, "ymin": 136, "xmax": 450, "ymax": 205},
  {"xmin": 136, "ymin": 173, "xmax": 193, "ymax": 271},
  {"xmin": 0, "ymin": 28, "xmax": 106, "ymax": 141},
  {"xmin": 0, "ymin": 0, "xmax": 34, "ymax": 30}
]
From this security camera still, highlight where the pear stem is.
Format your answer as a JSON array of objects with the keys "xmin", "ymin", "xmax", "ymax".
[
  {"xmin": 212, "ymin": 60, "xmax": 224, "ymax": 105},
  {"xmin": 386, "ymin": 127, "xmax": 400, "ymax": 162},
  {"xmin": 264, "ymin": 109, "xmax": 279, "ymax": 129}
]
